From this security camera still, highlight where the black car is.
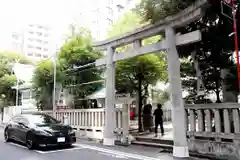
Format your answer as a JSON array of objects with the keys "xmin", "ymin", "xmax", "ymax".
[{"xmin": 4, "ymin": 113, "xmax": 76, "ymax": 149}]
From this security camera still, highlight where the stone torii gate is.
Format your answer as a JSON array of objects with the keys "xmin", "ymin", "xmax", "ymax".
[{"xmin": 92, "ymin": 0, "xmax": 207, "ymax": 158}]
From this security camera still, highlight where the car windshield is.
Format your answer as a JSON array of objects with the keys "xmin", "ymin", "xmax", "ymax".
[{"xmin": 25, "ymin": 114, "xmax": 59, "ymax": 126}]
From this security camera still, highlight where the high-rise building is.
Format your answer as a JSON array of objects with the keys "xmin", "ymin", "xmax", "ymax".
[
  {"xmin": 9, "ymin": 24, "xmax": 53, "ymax": 61},
  {"xmin": 70, "ymin": 0, "xmax": 135, "ymax": 41}
]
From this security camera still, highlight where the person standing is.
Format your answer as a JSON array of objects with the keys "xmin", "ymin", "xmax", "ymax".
[{"xmin": 153, "ymin": 104, "xmax": 164, "ymax": 137}]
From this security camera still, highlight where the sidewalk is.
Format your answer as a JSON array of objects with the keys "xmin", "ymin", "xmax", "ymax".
[
  {"xmin": 76, "ymin": 138, "xmax": 209, "ymax": 160},
  {"xmin": 130, "ymin": 121, "xmax": 173, "ymax": 140}
]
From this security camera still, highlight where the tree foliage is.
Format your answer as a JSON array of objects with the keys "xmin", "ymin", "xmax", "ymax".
[
  {"xmin": 59, "ymin": 29, "xmax": 103, "ymax": 98},
  {"xmin": 32, "ymin": 28, "xmax": 103, "ymax": 109},
  {"xmin": 32, "ymin": 60, "xmax": 65, "ymax": 110},
  {"xmin": 136, "ymin": 0, "xmax": 239, "ymax": 102},
  {"xmin": 135, "ymin": 0, "xmax": 195, "ymax": 23},
  {"xmin": 0, "ymin": 52, "xmax": 30, "ymax": 106}
]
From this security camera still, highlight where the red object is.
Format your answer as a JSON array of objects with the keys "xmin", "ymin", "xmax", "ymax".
[
  {"xmin": 232, "ymin": 0, "xmax": 240, "ymax": 89},
  {"xmin": 224, "ymin": 0, "xmax": 232, "ymax": 4},
  {"xmin": 130, "ymin": 111, "xmax": 134, "ymax": 120}
]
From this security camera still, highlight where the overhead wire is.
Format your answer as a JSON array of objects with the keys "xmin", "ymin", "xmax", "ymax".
[
  {"xmin": 30, "ymin": 49, "xmax": 106, "ymax": 88},
  {"xmin": 64, "ymin": 64, "xmax": 106, "ymax": 88}
]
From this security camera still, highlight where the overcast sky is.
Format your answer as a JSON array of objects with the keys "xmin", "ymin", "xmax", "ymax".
[
  {"xmin": 0, "ymin": 0, "xmax": 140, "ymax": 50},
  {"xmin": 0, "ymin": 0, "xmax": 83, "ymax": 49}
]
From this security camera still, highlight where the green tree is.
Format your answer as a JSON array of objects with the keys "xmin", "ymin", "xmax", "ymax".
[
  {"xmin": 135, "ymin": 0, "xmax": 195, "ymax": 23},
  {"xmin": 32, "ymin": 60, "xmax": 64, "ymax": 110},
  {"xmin": 109, "ymin": 11, "xmax": 167, "ymax": 131},
  {"xmin": 32, "ymin": 28, "xmax": 103, "ymax": 110},
  {"xmin": 0, "ymin": 52, "xmax": 31, "ymax": 106},
  {"xmin": 59, "ymin": 29, "xmax": 103, "ymax": 99},
  {"xmin": 136, "ymin": 0, "xmax": 239, "ymax": 103}
]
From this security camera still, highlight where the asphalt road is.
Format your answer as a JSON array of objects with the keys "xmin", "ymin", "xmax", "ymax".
[{"xmin": 0, "ymin": 128, "xmax": 171, "ymax": 160}]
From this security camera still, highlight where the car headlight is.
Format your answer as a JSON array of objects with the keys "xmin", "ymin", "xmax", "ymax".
[{"xmin": 35, "ymin": 130, "xmax": 52, "ymax": 136}]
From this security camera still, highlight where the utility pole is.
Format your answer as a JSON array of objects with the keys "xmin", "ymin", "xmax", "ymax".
[
  {"xmin": 52, "ymin": 52, "xmax": 57, "ymax": 117},
  {"xmin": 15, "ymin": 60, "xmax": 20, "ymax": 106},
  {"xmin": 232, "ymin": 0, "xmax": 240, "ymax": 89}
]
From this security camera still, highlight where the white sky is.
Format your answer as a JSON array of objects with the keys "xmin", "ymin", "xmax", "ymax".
[
  {"xmin": 0, "ymin": 0, "xmax": 80, "ymax": 26},
  {"xmin": 0, "ymin": 0, "xmax": 84, "ymax": 49},
  {"xmin": 0, "ymin": 0, "xmax": 140, "ymax": 50}
]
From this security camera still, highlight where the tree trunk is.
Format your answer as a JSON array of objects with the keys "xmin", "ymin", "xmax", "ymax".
[
  {"xmin": 215, "ymin": 76, "xmax": 221, "ymax": 103},
  {"xmin": 138, "ymin": 79, "xmax": 143, "ymax": 132},
  {"xmin": 216, "ymin": 90, "xmax": 221, "ymax": 103},
  {"xmin": 143, "ymin": 85, "xmax": 149, "ymax": 105}
]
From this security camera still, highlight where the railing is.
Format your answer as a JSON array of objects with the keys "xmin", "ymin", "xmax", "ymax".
[
  {"xmin": 40, "ymin": 108, "xmax": 123, "ymax": 132},
  {"xmin": 185, "ymin": 103, "xmax": 240, "ymax": 155}
]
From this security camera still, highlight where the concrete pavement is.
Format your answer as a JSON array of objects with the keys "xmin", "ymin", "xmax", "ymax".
[
  {"xmin": 0, "ymin": 128, "xmax": 171, "ymax": 160},
  {"xmin": 0, "ymin": 128, "xmax": 208, "ymax": 160}
]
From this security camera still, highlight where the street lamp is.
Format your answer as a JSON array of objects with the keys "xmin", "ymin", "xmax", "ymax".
[{"xmin": 15, "ymin": 60, "xmax": 20, "ymax": 106}]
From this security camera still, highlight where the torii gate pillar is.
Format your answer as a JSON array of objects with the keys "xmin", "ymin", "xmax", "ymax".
[
  {"xmin": 103, "ymin": 47, "xmax": 116, "ymax": 146},
  {"xmin": 166, "ymin": 27, "xmax": 189, "ymax": 158}
]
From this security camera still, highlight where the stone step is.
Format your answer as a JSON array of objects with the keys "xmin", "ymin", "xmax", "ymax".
[
  {"xmin": 131, "ymin": 140, "xmax": 173, "ymax": 151},
  {"xmin": 135, "ymin": 136, "xmax": 174, "ymax": 145}
]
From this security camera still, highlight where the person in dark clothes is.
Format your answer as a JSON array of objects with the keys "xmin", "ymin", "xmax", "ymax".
[{"xmin": 153, "ymin": 104, "xmax": 164, "ymax": 137}]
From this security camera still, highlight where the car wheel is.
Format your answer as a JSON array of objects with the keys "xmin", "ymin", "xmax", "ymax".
[
  {"xmin": 26, "ymin": 132, "xmax": 36, "ymax": 150},
  {"xmin": 4, "ymin": 128, "xmax": 10, "ymax": 142}
]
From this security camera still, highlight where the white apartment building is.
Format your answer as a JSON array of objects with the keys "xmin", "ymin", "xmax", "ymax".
[
  {"xmin": 71, "ymin": 0, "xmax": 135, "ymax": 41},
  {"xmin": 9, "ymin": 23, "xmax": 53, "ymax": 61}
]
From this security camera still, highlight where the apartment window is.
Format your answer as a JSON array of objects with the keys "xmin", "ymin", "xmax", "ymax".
[
  {"xmin": 117, "ymin": 4, "xmax": 124, "ymax": 12},
  {"xmin": 27, "ymin": 52, "xmax": 33, "ymax": 56},
  {"xmin": 43, "ymin": 54, "xmax": 48, "ymax": 58},
  {"xmin": 36, "ymin": 39, "xmax": 42, "ymax": 43},
  {"xmin": 44, "ymin": 34, "xmax": 49, "ymax": 37},
  {"xmin": 107, "ymin": 7, "xmax": 113, "ymax": 15},
  {"xmin": 43, "ymin": 48, "xmax": 48, "ymax": 52},
  {"xmin": 28, "ymin": 31, "xmax": 34, "ymax": 34},
  {"xmin": 38, "ymin": 25, "xmax": 43, "ymax": 29},
  {"xmin": 35, "ymin": 53, "xmax": 41, "ymax": 57},
  {"xmin": 44, "ymin": 41, "xmax": 48, "ymax": 44},
  {"xmin": 36, "ymin": 46, "xmax": 41, "ymax": 50},
  {"xmin": 28, "ymin": 38, "xmax": 33, "ymax": 41},
  {"xmin": 107, "ymin": 18, "xmax": 113, "ymax": 25},
  {"xmin": 36, "ymin": 32, "xmax": 42, "ymax": 36}
]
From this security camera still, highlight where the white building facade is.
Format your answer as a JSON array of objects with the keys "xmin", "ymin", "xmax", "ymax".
[{"xmin": 9, "ymin": 23, "xmax": 54, "ymax": 61}]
